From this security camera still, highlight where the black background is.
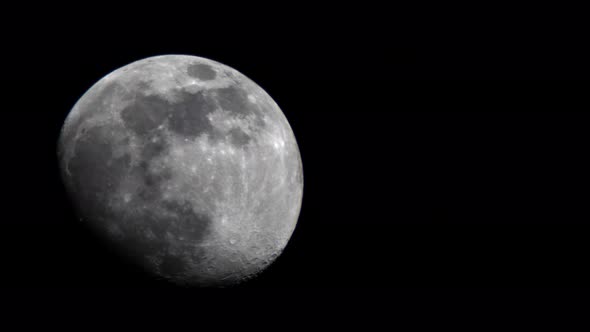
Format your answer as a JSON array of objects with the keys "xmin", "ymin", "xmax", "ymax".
[{"xmin": 1, "ymin": 4, "xmax": 590, "ymax": 325}]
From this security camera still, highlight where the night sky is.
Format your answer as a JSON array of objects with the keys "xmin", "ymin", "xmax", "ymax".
[{"xmin": 1, "ymin": 5, "xmax": 589, "ymax": 326}]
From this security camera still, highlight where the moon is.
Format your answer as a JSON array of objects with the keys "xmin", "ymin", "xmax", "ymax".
[{"xmin": 57, "ymin": 55, "xmax": 303, "ymax": 286}]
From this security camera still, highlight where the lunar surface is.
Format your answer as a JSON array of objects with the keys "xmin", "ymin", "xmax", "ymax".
[{"xmin": 57, "ymin": 55, "xmax": 303, "ymax": 286}]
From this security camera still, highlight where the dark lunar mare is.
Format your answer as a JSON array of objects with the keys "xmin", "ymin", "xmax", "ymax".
[
  {"xmin": 67, "ymin": 125, "xmax": 131, "ymax": 219},
  {"xmin": 120, "ymin": 94, "xmax": 170, "ymax": 137},
  {"xmin": 120, "ymin": 85, "xmax": 263, "ymax": 147},
  {"xmin": 121, "ymin": 84, "xmax": 267, "ymax": 149},
  {"xmin": 115, "ymin": 197, "xmax": 212, "ymax": 281},
  {"xmin": 119, "ymin": 106, "xmax": 217, "ymax": 279},
  {"xmin": 66, "ymin": 121, "xmax": 214, "ymax": 280},
  {"xmin": 166, "ymin": 90, "xmax": 218, "ymax": 139},
  {"xmin": 64, "ymin": 90, "xmax": 219, "ymax": 280},
  {"xmin": 186, "ymin": 63, "xmax": 217, "ymax": 81}
]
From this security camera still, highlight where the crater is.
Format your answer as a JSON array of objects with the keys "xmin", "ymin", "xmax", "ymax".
[{"xmin": 187, "ymin": 63, "xmax": 217, "ymax": 81}]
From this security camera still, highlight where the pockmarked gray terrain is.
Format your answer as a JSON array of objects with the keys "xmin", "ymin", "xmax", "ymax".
[{"xmin": 58, "ymin": 55, "xmax": 303, "ymax": 286}]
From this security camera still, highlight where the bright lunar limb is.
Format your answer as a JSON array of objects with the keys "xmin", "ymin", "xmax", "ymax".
[{"xmin": 58, "ymin": 55, "xmax": 303, "ymax": 286}]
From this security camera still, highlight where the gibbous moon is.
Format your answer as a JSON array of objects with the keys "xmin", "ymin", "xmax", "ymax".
[{"xmin": 58, "ymin": 55, "xmax": 303, "ymax": 286}]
